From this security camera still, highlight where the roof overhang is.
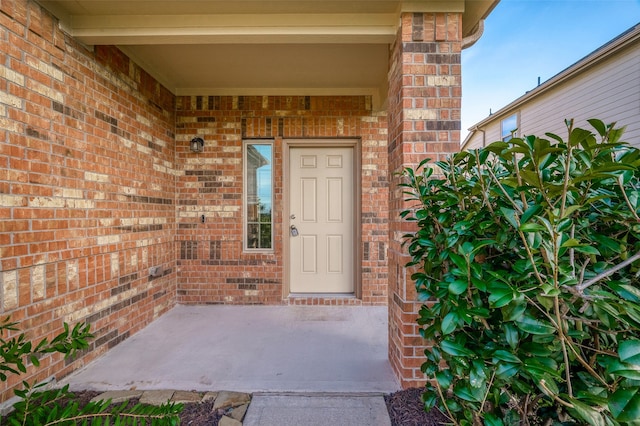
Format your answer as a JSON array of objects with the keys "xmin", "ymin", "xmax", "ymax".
[{"xmin": 37, "ymin": 0, "xmax": 498, "ymax": 106}]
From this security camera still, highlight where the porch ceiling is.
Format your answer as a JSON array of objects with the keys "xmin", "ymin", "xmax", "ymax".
[{"xmin": 37, "ymin": 0, "xmax": 498, "ymax": 105}]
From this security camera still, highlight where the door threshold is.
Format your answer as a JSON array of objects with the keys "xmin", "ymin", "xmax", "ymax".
[{"xmin": 286, "ymin": 293, "xmax": 361, "ymax": 306}]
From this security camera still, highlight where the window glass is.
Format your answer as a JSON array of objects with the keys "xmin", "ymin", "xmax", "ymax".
[
  {"xmin": 501, "ymin": 114, "xmax": 518, "ymax": 141},
  {"xmin": 245, "ymin": 142, "xmax": 273, "ymax": 250}
]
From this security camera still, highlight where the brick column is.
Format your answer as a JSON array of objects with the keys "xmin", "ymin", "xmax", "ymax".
[{"xmin": 387, "ymin": 12, "xmax": 462, "ymax": 388}]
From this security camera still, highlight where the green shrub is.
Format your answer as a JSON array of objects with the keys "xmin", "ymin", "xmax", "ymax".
[
  {"xmin": 401, "ymin": 120, "xmax": 640, "ymax": 425},
  {"xmin": 1, "ymin": 316, "xmax": 182, "ymax": 425}
]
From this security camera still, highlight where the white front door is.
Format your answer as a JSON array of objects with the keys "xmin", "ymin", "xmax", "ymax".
[{"xmin": 289, "ymin": 146, "xmax": 354, "ymax": 293}]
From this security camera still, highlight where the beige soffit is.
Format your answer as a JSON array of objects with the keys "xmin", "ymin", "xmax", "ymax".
[{"xmin": 36, "ymin": 0, "xmax": 499, "ymax": 104}]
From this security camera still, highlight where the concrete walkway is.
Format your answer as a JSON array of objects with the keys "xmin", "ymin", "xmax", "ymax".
[
  {"xmin": 59, "ymin": 304, "xmax": 400, "ymax": 424},
  {"xmin": 245, "ymin": 393, "xmax": 391, "ymax": 426}
]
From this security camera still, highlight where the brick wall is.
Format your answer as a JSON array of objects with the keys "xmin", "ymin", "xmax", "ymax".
[
  {"xmin": 0, "ymin": 0, "xmax": 176, "ymax": 401},
  {"xmin": 175, "ymin": 96, "xmax": 389, "ymax": 305},
  {"xmin": 0, "ymin": 0, "xmax": 462, "ymax": 402},
  {"xmin": 387, "ymin": 12, "xmax": 462, "ymax": 388}
]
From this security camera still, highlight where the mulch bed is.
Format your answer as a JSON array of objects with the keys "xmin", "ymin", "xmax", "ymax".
[
  {"xmin": 176, "ymin": 399, "xmax": 224, "ymax": 425},
  {"xmin": 69, "ymin": 391, "xmax": 224, "ymax": 425},
  {"xmin": 7, "ymin": 387, "xmax": 448, "ymax": 425},
  {"xmin": 385, "ymin": 387, "xmax": 450, "ymax": 426}
]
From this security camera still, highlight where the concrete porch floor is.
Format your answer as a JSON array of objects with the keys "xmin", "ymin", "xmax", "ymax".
[{"xmin": 59, "ymin": 304, "xmax": 401, "ymax": 394}]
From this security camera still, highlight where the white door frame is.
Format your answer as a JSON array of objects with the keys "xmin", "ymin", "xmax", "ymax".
[{"xmin": 283, "ymin": 139, "xmax": 362, "ymax": 299}]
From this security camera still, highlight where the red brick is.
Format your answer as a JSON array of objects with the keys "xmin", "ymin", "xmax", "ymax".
[
  {"xmin": 387, "ymin": 11, "xmax": 462, "ymax": 389},
  {"xmin": 0, "ymin": 0, "xmax": 467, "ymax": 402}
]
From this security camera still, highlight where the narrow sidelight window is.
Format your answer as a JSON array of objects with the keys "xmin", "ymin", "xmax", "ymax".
[{"xmin": 244, "ymin": 141, "xmax": 273, "ymax": 250}]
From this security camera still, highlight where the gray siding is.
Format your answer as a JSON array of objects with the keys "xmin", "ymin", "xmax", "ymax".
[{"xmin": 522, "ymin": 45, "xmax": 639, "ymax": 145}]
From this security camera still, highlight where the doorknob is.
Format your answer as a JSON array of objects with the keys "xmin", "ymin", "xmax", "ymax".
[{"xmin": 290, "ymin": 225, "xmax": 299, "ymax": 237}]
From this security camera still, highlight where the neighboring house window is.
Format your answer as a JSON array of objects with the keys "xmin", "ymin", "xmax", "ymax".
[
  {"xmin": 244, "ymin": 141, "xmax": 273, "ymax": 250},
  {"xmin": 501, "ymin": 113, "xmax": 518, "ymax": 141}
]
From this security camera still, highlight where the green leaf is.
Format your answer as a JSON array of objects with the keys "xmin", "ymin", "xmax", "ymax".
[
  {"xmin": 504, "ymin": 324, "xmax": 519, "ymax": 349},
  {"xmin": 537, "ymin": 376, "xmax": 560, "ymax": 396},
  {"xmin": 489, "ymin": 292, "xmax": 513, "ymax": 309},
  {"xmin": 545, "ymin": 131, "xmax": 564, "ymax": 143},
  {"xmin": 569, "ymin": 127, "xmax": 595, "ymax": 148},
  {"xmin": 518, "ymin": 170, "xmax": 538, "ymax": 187},
  {"xmin": 556, "ymin": 217, "xmax": 572, "ymax": 232},
  {"xmin": 573, "ymin": 245, "xmax": 601, "ymax": 255},
  {"xmin": 521, "ymin": 204, "xmax": 542, "ymax": 224},
  {"xmin": 441, "ymin": 312, "xmax": 459, "ymax": 335},
  {"xmin": 609, "ymin": 387, "xmax": 640, "ymax": 422},
  {"xmin": 611, "ymin": 283, "xmax": 640, "ymax": 302},
  {"xmin": 620, "ymin": 169, "xmax": 635, "ymax": 185},
  {"xmin": 499, "ymin": 207, "xmax": 519, "ymax": 229},
  {"xmin": 448, "ymin": 280, "xmax": 468, "ymax": 295},
  {"xmin": 561, "ymin": 238, "xmax": 581, "ymax": 248},
  {"xmin": 30, "ymin": 355, "xmax": 40, "ymax": 368},
  {"xmin": 516, "ymin": 315, "xmax": 556, "ymax": 335},
  {"xmin": 470, "ymin": 361, "xmax": 487, "ymax": 388},
  {"xmin": 459, "ymin": 242, "xmax": 474, "ymax": 256},
  {"xmin": 619, "ymin": 340, "xmax": 640, "ymax": 366},
  {"xmin": 502, "ymin": 302, "xmax": 526, "ymax": 322},
  {"xmin": 561, "ymin": 204, "xmax": 582, "ymax": 219},
  {"xmin": 569, "ymin": 398, "xmax": 606, "ymax": 426},
  {"xmin": 488, "ymin": 284, "xmax": 514, "ymax": 309},
  {"xmin": 606, "ymin": 359, "xmax": 640, "ymax": 380},
  {"xmin": 592, "ymin": 234, "xmax": 622, "ymax": 254},
  {"xmin": 588, "ymin": 118, "xmax": 607, "ymax": 137},
  {"xmin": 626, "ymin": 306, "xmax": 640, "ymax": 328},
  {"xmin": 422, "ymin": 391, "xmax": 438, "ymax": 410},
  {"xmin": 440, "ymin": 340, "xmax": 475, "ymax": 358},
  {"xmin": 435, "ymin": 370, "xmax": 453, "ymax": 389},
  {"xmin": 492, "ymin": 350, "xmax": 521, "ymax": 364},
  {"xmin": 453, "ymin": 384, "xmax": 481, "ymax": 402},
  {"xmin": 483, "ymin": 413, "xmax": 504, "ymax": 426},
  {"xmin": 519, "ymin": 223, "xmax": 545, "ymax": 232},
  {"xmin": 449, "ymin": 252, "xmax": 468, "ymax": 271},
  {"xmin": 520, "ymin": 341, "xmax": 553, "ymax": 357},
  {"xmin": 495, "ymin": 362, "xmax": 519, "ymax": 380}
]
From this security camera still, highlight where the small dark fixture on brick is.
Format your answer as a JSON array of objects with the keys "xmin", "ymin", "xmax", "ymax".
[{"xmin": 190, "ymin": 137, "xmax": 204, "ymax": 153}]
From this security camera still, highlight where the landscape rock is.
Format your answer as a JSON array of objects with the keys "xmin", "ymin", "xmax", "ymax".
[
  {"xmin": 229, "ymin": 403, "xmax": 249, "ymax": 421},
  {"xmin": 90, "ymin": 390, "xmax": 142, "ymax": 404},
  {"xmin": 171, "ymin": 391, "xmax": 202, "ymax": 404},
  {"xmin": 202, "ymin": 391, "xmax": 219, "ymax": 402},
  {"xmin": 213, "ymin": 391, "xmax": 251, "ymax": 410},
  {"xmin": 139, "ymin": 390, "xmax": 175, "ymax": 406},
  {"xmin": 219, "ymin": 415, "xmax": 242, "ymax": 426}
]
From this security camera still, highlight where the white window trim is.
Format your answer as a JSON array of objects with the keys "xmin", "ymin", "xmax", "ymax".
[
  {"xmin": 243, "ymin": 139, "xmax": 274, "ymax": 252},
  {"xmin": 501, "ymin": 113, "xmax": 519, "ymax": 142}
]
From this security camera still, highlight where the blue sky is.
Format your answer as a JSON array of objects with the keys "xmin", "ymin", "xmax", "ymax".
[{"xmin": 462, "ymin": 0, "xmax": 640, "ymax": 141}]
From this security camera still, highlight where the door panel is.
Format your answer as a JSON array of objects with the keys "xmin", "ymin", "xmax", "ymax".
[
  {"xmin": 301, "ymin": 178, "xmax": 317, "ymax": 222},
  {"xmin": 327, "ymin": 178, "xmax": 343, "ymax": 222},
  {"xmin": 327, "ymin": 235, "xmax": 343, "ymax": 273},
  {"xmin": 301, "ymin": 235, "xmax": 317, "ymax": 273},
  {"xmin": 290, "ymin": 146, "xmax": 354, "ymax": 293}
]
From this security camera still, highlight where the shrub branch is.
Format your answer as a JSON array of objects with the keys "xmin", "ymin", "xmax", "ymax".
[{"xmin": 571, "ymin": 250, "xmax": 640, "ymax": 295}]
